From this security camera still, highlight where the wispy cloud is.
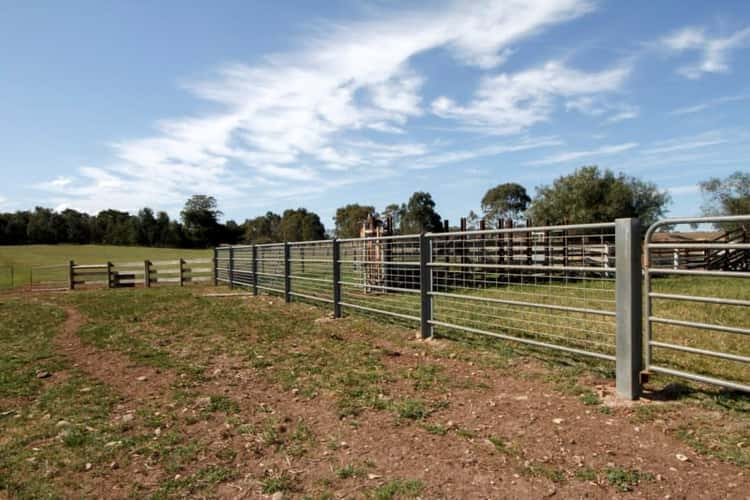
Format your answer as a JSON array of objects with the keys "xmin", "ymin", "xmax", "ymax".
[
  {"xmin": 526, "ymin": 142, "xmax": 638, "ymax": 166},
  {"xmin": 661, "ymin": 25, "xmax": 750, "ymax": 79},
  {"xmin": 670, "ymin": 93, "xmax": 749, "ymax": 115},
  {"xmin": 35, "ymin": 0, "xmax": 596, "ymax": 214},
  {"xmin": 411, "ymin": 137, "xmax": 562, "ymax": 169},
  {"xmin": 641, "ymin": 131, "xmax": 727, "ymax": 155},
  {"xmin": 565, "ymin": 96, "xmax": 639, "ymax": 124},
  {"xmin": 432, "ymin": 60, "xmax": 631, "ymax": 134}
]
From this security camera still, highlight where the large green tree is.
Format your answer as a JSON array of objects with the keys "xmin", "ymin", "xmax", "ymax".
[
  {"xmin": 243, "ymin": 211, "xmax": 282, "ymax": 243},
  {"xmin": 528, "ymin": 166, "xmax": 670, "ymax": 227},
  {"xmin": 382, "ymin": 203, "xmax": 406, "ymax": 233},
  {"xmin": 278, "ymin": 208, "xmax": 326, "ymax": 241},
  {"xmin": 180, "ymin": 195, "xmax": 223, "ymax": 247},
  {"xmin": 481, "ymin": 182, "xmax": 530, "ymax": 227},
  {"xmin": 334, "ymin": 204, "xmax": 375, "ymax": 238},
  {"xmin": 400, "ymin": 191, "xmax": 443, "ymax": 234},
  {"xmin": 700, "ymin": 171, "xmax": 750, "ymax": 217}
]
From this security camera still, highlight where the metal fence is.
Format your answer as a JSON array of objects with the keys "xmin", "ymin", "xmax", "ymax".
[
  {"xmin": 644, "ymin": 215, "xmax": 750, "ymax": 393},
  {"xmin": 215, "ymin": 215, "xmax": 750, "ymax": 396},
  {"xmin": 215, "ymin": 218, "xmax": 645, "ymax": 399}
]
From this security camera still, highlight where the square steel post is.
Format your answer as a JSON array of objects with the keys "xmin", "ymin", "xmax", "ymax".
[
  {"xmin": 228, "ymin": 247, "xmax": 234, "ymax": 290},
  {"xmin": 419, "ymin": 233, "xmax": 433, "ymax": 339},
  {"xmin": 615, "ymin": 218, "xmax": 643, "ymax": 400},
  {"xmin": 284, "ymin": 242, "xmax": 291, "ymax": 303},
  {"xmin": 332, "ymin": 239, "xmax": 341, "ymax": 318},
  {"xmin": 212, "ymin": 248, "xmax": 218, "ymax": 286},
  {"xmin": 251, "ymin": 245, "xmax": 258, "ymax": 296}
]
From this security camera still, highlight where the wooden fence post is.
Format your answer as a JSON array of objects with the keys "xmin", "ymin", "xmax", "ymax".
[
  {"xmin": 68, "ymin": 260, "xmax": 75, "ymax": 290},
  {"xmin": 178, "ymin": 258, "xmax": 185, "ymax": 287},
  {"xmin": 144, "ymin": 260, "xmax": 151, "ymax": 288},
  {"xmin": 107, "ymin": 262, "xmax": 113, "ymax": 289}
]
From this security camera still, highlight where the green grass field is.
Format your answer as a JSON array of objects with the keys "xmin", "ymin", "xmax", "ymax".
[
  {"xmin": 0, "ymin": 245, "xmax": 211, "ymax": 288},
  {"xmin": 0, "ymin": 286, "xmax": 747, "ymax": 497},
  {"xmin": 272, "ymin": 270, "xmax": 750, "ymax": 389}
]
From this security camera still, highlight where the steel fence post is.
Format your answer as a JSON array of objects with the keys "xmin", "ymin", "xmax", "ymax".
[
  {"xmin": 615, "ymin": 218, "xmax": 643, "ymax": 400},
  {"xmin": 284, "ymin": 242, "xmax": 291, "ymax": 303},
  {"xmin": 212, "ymin": 248, "xmax": 218, "ymax": 286},
  {"xmin": 332, "ymin": 238, "xmax": 341, "ymax": 318},
  {"xmin": 229, "ymin": 247, "xmax": 234, "ymax": 290},
  {"xmin": 419, "ymin": 233, "xmax": 433, "ymax": 339},
  {"xmin": 252, "ymin": 245, "xmax": 258, "ymax": 296}
]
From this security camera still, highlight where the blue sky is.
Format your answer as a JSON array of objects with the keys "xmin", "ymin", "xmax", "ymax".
[{"xmin": 1, "ymin": 1, "xmax": 749, "ymax": 228}]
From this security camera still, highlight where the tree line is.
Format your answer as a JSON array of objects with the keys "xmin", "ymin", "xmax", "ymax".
[{"xmin": 1, "ymin": 167, "xmax": 746, "ymax": 247}]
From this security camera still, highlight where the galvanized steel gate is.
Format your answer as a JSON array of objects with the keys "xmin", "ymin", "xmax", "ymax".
[{"xmin": 644, "ymin": 215, "xmax": 750, "ymax": 393}]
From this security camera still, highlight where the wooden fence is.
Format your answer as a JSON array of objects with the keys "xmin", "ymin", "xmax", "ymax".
[{"xmin": 65, "ymin": 258, "xmax": 213, "ymax": 290}]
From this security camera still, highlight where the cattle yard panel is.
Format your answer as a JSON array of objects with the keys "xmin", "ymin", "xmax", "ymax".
[{"xmin": 644, "ymin": 215, "xmax": 750, "ymax": 393}]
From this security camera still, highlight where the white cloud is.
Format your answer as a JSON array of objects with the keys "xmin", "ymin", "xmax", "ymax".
[
  {"xmin": 411, "ymin": 137, "xmax": 562, "ymax": 169},
  {"xmin": 34, "ymin": 0, "xmax": 595, "ymax": 214},
  {"xmin": 670, "ymin": 94, "xmax": 749, "ymax": 115},
  {"xmin": 661, "ymin": 25, "xmax": 750, "ymax": 79},
  {"xmin": 432, "ymin": 60, "xmax": 631, "ymax": 134},
  {"xmin": 527, "ymin": 142, "xmax": 638, "ymax": 166},
  {"xmin": 641, "ymin": 131, "xmax": 727, "ymax": 155}
]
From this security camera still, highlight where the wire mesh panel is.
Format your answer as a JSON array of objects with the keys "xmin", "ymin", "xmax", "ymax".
[
  {"xmin": 255, "ymin": 243, "xmax": 285, "ymax": 295},
  {"xmin": 645, "ymin": 216, "xmax": 750, "ymax": 392},
  {"xmin": 338, "ymin": 235, "xmax": 421, "ymax": 322},
  {"xmin": 215, "ymin": 247, "xmax": 232, "ymax": 285},
  {"xmin": 428, "ymin": 223, "xmax": 617, "ymax": 360},
  {"xmin": 229, "ymin": 246, "xmax": 255, "ymax": 287},
  {"xmin": 30, "ymin": 264, "xmax": 69, "ymax": 292},
  {"xmin": 288, "ymin": 240, "xmax": 334, "ymax": 304}
]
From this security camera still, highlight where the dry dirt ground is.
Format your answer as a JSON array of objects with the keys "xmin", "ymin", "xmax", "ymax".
[{"xmin": 1, "ymin": 287, "xmax": 748, "ymax": 499}]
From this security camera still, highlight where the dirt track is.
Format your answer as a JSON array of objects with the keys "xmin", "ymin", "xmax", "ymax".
[{"xmin": 44, "ymin": 300, "xmax": 747, "ymax": 499}]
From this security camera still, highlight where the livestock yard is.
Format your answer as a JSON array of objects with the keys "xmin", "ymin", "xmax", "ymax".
[{"xmin": 1, "ymin": 217, "xmax": 749, "ymax": 498}]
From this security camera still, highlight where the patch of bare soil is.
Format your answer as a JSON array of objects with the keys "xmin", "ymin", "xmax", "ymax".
[
  {"xmin": 175, "ymin": 332, "xmax": 746, "ymax": 498},
  {"xmin": 48, "ymin": 303, "xmax": 746, "ymax": 499},
  {"xmin": 53, "ymin": 307, "xmax": 175, "ymax": 401}
]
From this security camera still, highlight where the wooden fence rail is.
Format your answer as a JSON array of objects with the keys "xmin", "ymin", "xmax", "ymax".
[{"xmin": 67, "ymin": 258, "xmax": 213, "ymax": 290}]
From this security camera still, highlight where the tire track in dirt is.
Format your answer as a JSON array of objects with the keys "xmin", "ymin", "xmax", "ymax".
[{"xmin": 53, "ymin": 306, "xmax": 175, "ymax": 401}]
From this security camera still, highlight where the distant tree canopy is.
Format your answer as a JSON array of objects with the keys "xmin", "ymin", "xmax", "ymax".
[
  {"xmin": 400, "ymin": 191, "xmax": 443, "ymax": 234},
  {"xmin": 699, "ymin": 171, "xmax": 750, "ymax": 231},
  {"xmin": 481, "ymin": 183, "xmax": 530, "ymax": 227},
  {"xmin": 243, "ymin": 211, "xmax": 282, "ymax": 244},
  {"xmin": 181, "ymin": 195, "xmax": 223, "ymax": 247},
  {"xmin": 334, "ymin": 204, "xmax": 375, "ymax": 238},
  {"xmin": 527, "ymin": 166, "xmax": 671, "ymax": 228},
  {"xmin": 382, "ymin": 203, "xmax": 406, "ymax": 233},
  {"xmin": 279, "ymin": 208, "xmax": 326, "ymax": 241},
  {"xmin": 700, "ymin": 171, "xmax": 750, "ymax": 217}
]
